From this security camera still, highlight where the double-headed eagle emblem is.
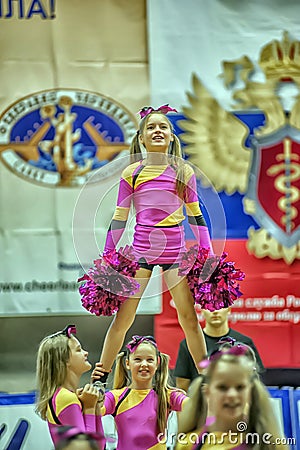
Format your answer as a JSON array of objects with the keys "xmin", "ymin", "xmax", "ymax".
[{"xmin": 181, "ymin": 31, "xmax": 300, "ymax": 264}]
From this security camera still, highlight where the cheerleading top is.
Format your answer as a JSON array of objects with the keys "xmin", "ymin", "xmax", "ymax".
[
  {"xmin": 104, "ymin": 161, "xmax": 210, "ymax": 264},
  {"xmin": 47, "ymin": 387, "xmax": 105, "ymax": 448},
  {"xmin": 101, "ymin": 387, "xmax": 187, "ymax": 450}
]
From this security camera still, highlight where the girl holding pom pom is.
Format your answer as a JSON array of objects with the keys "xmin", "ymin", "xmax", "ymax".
[
  {"xmin": 93, "ymin": 335, "xmax": 188, "ymax": 450},
  {"xmin": 79, "ymin": 105, "xmax": 243, "ymax": 383},
  {"xmin": 95, "ymin": 105, "xmax": 213, "ymax": 382}
]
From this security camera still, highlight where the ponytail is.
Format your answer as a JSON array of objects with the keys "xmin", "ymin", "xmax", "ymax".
[
  {"xmin": 153, "ymin": 352, "xmax": 170, "ymax": 433},
  {"xmin": 168, "ymin": 135, "xmax": 186, "ymax": 198},
  {"xmin": 169, "ymin": 134, "xmax": 182, "ymax": 158},
  {"xmin": 113, "ymin": 352, "xmax": 130, "ymax": 389},
  {"xmin": 129, "ymin": 131, "xmax": 142, "ymax": 164},
  {"xmin": 177, "ymin": 376, "xmax": 207, "ymax": 434},
  {"xmin": 248, "ymin": 378, "xmax": 288, "ymax": 449}
]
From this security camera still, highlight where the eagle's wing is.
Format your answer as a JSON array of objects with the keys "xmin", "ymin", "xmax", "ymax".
[{"xmin": 179, "ymin": 73, "xmax": 251, "ymax": 194}]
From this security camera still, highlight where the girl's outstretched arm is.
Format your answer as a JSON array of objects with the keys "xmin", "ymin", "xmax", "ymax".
[
  {"xmin": 91, "ymin": 362, "xmax": 107, "ymax": 382},
  {"xmin": 177, "ymin": 377, "xmax": 207, "ymax": 434},
  {"xmin": 184, "ymin": 165, "xmax": 213, "ymax": 253},
  {"xmin": 104, "ymin": 168, "xmax": 133, "ymax": 252}
]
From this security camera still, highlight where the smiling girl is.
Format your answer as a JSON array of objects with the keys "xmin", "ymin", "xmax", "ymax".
[
  {"xmin": 95, "ymin": 106, "xmax": 213, "ymax": 385},
  {"xmin": 93, "ymin": 335, "xmax": 188, "ymax": 450},
  {"xmin": 176, "ymin": 347, "xmax": 288, "ymax": 450}
]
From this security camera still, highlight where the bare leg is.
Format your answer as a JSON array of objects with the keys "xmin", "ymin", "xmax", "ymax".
[
  {"xmin": 163, "ymin": 269, "xmax": 206, "ymax": 371},
  {"xmin": 99, "ymin": 267, "xmax": 152, "ymax": 371}
]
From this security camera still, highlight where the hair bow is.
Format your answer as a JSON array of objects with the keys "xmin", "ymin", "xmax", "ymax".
[
  {"xmin": 49, "ymin": 324, "xmax": 76, "ymax": 339},
  {"xmin": 199, "ymin": 344, "xmax": 249, "ymax": 369},
  {"xmin": 126, "ymin": 335, "xmax": 157, "ymax": 353},
  {"xmin": 62, "ymin": 324, "xmax": 76, "ymax": 338},
  {"xmin": 138, "ymin": 104, "xmax": 178, "ymax": 119},
  {"xmin": 217, "ymin": 336, "xmax": 236, "ymax": 346}
]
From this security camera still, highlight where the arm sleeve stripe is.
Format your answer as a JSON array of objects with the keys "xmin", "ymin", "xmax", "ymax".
[
  {"xmin": 187, "ymin": 214, "xmax": 207, "ymax": 226},
  {"xmin": 108, "ymin": 219, "xmax": 127, "ymax": 231}
]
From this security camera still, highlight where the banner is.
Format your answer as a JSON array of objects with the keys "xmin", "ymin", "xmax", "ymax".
[
  {"xmin": 148, "ymin": 0, "xmax": 300, "ymax": 368},
  {"xmin": 155, "ymin": 240, "xmax": 300, "ymax": 369},
  {"xmin": 0, "ymin": 392, "xmax": 117, "ymax": 450},
  {"xmin": 0, "ymin": 1, "xmax": 164, "ymax": 316},
  {"xmin": 147, "ymin": 0, "xmax": 300, "ymax": 110}
]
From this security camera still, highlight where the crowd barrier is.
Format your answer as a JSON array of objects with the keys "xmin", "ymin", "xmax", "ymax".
[{"xmin": 0, "ymin": 387, "xmax": 299, "ymax": 449}]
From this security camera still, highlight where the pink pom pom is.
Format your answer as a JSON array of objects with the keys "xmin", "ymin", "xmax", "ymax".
[
  {"xmin": 78, "ymin": 246, "xmax": 140, "ymax": 316},
  {"xmin": 178, "ymin": 245, "xmax": 245, "ymax": 311}
]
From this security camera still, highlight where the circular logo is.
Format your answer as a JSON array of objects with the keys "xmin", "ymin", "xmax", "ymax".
[
  {"xmin": 236, "ymin": 421, "xmax": 247, "ymax": 432},
  {"xmin": 0, "ymin": 89, "xmax": 137, "ymax": 187}
]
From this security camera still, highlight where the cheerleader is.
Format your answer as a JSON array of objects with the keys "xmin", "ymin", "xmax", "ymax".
[
  {"xmin": 79, "ymin": 105, "xmax": 243, "ymax": 383},
  {"xmin": 93, "ymin": 335, "xmax": 188, "ymax": 450},
  {"xmin": 35, "ymin": 325, "xmax": 105, "ymax": 449}
]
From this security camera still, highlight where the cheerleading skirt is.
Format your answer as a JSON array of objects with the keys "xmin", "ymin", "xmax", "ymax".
[{"xmin": 132, "ymin": 223, "xmax": 186, "ymax": 265}]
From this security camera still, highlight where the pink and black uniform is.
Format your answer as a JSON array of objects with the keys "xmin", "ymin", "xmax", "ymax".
[
  {"xmin": 104, "ymin": 161, "xmax": 211, "ymax": 266},
  {"xmin": 101, "ymin": 387, "xmax": 187, "ymax": 450},
  {"xmin": 47, "ymin": 387, "xmax": 105, "ymax": 449}
]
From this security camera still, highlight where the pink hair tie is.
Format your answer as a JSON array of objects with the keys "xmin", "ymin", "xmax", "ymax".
[
  {"xmin": 217, "ymin": 336, "xmax": 236, "ymax": 345},
  {"xmin": 126, "ymin": 335, "xmax": 157, "ymax": 353},
  {"xmin": 63, "ymin": 325, "xmax": 76, "ymax": 338},
  {"xmin": 49, "ymin": 324, "xmax": 76, "ymax": 339},
  {"xmin": 138, "ymin": 104, "xmax": 178, "ymax": 119},
  {"xmin": 198, "ymin": 344, "xmax": 249, "ymax": 369}
]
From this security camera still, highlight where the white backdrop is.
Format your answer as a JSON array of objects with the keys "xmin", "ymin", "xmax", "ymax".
[{"xmin": 147, "ymin": 0, "xmax": 300, "ymax": 109}]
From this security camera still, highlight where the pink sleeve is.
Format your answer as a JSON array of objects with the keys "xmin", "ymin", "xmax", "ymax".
[
  {"xmin": 83, "ymin": 413, "xmax": 98, "ymax": 433},
  {"xmin": 184, "ymin": 170, "xmax": 213, "ymax": 253},
  {"xmin": 115, "ymin": 175, "xmax": 133, "ymax": 210},
  {"xmin": 102, "ymin": 391, "xmax": 117, "ymax": 416},
  {"xmin": 95, "ymin": 415, "xmax": 106, "ymax": 450},
  {"xmin": 104, "ymin": 226, "xmax": 126, "ymax": 252},
  {"xmin": 59, "ymin": 405, "xmax": 105, "ymax": 449},
  {"xmin": 96, "ymin": 413, "xmax": 104, "ymax": 433},
  {"xmin": 190, "ymin": 224, "xmax": 213, "ymax": 252},
  {"xmin": 58, "ymin": 403, "xmax": 95, "ymax": 431},
  {"xmin": 169, "ymin": 389, "xmax": 188, "ymax": 412},
  {"xmin": 184, "ymin": 170, "xmax": 198, "ymax": 204},
  {"xmin": 104, "ymin": 177, "xmax": 133, "ymax": 252}
]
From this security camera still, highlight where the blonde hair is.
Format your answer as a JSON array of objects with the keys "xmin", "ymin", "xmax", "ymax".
[
  {"xmin": 113, "ymin": 341, "xmax": 174, "ymax": 433},
  {"xmin": 35, "ymin": 334, "xmax": 71, "ymax": 420},
  {"xmin": 178, "ymin": 353, "xmax": 288, "ymax": 449},
  {"xmin": 129, "ymin": 111, "xmax": 186, "ymax": 197}
]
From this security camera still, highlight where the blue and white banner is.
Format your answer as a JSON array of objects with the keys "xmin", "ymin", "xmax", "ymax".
[
  {"xmin": 1, "ymin": 391, "xmax": 297, "ymax": 450},
  {"xmin": 0, "ymin": 392, "xmax": 117, "ymax": 450}
]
